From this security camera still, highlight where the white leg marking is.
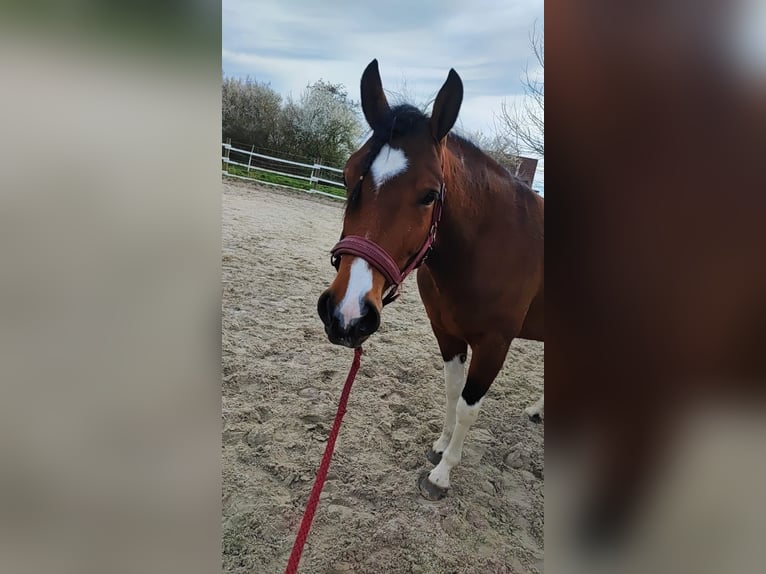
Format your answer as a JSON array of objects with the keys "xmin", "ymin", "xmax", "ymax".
[
  {"xmin": 432, "ymin": 356, "xmax": 466, "ymax": 453},
  {"xmin": 524, "ymin": 394, "xmax": 544, "ymax": 420},
  {"xmin": 429, "ymin": 396, "xmax": 483, "ymax": 489},
  {"xmin": 370, "ymin": 144, "xmax": 408, "ymax": 189},
  {"xmin": 336, "ymin": 258, "xmax": 372, "ymax": 328}
]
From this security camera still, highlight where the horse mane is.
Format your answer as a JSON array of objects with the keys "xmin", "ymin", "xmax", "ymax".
[{"xmin": 447, "ymin": 133, "xmax": 536, "ymax": 194}]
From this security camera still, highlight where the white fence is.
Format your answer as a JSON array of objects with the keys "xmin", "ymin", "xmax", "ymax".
[{"xmin": 221, "ymin": 141, "xmax": 346, "ymax": 200}]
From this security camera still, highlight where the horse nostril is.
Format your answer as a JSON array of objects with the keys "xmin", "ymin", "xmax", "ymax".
[
  {"xmin": 317, "ymin": 291, "xmax": 334, "ymax": 326},
  {"xmin": 356, "ymin": 300, "xmax": 380, "ymax": 336}
]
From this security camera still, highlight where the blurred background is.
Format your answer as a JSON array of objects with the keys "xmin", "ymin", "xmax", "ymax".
[
  {"xmin": 0, "ymin": 3, "xmax": 221, "ymax": 574},
  {"xmin": 546, "ymin": 0, "xmax": 766, "ymax": 572}
]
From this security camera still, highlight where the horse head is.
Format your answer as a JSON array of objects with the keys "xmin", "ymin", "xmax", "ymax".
[{"xmin": 317, "ymin": 59, "xmax": 463, "ymax": 348}]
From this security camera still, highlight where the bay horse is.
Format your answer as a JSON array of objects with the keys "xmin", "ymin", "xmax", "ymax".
[{"xmin": 317, "ymin": 60, "xmax": 544, "ymax": 500}]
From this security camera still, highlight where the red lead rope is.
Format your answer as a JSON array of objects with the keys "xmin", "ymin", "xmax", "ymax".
[{"xmin": 284, "ymin": 346, "xmax": 363, "ymax": 574}]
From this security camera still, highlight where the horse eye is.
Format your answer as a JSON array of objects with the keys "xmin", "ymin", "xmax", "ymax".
[{"xmin": 419, "ymin": 190, "xmax": 439, "ymax": 205}]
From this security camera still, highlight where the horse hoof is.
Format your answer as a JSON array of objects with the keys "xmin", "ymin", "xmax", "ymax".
[
  {"xmin": 527, "ymin": 412, "xmax": 542, "ymax": 424},
  {"xmin": 418, "ymin": 470, "xmax": 448, "ymax": 501},
  {"xmin": 426, "ymin": 449, "xmax": 443, "ymax": 465}
]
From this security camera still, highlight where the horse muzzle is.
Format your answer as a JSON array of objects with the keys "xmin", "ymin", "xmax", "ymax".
[{"xmin": 317, "ymin": 290, "xmax": 381, "ymax": 348}]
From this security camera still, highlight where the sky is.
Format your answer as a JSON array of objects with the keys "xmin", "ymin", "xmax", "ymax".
[{"xmin": 222, "ymin": 0, "xmax": 544, "ymax": 189}]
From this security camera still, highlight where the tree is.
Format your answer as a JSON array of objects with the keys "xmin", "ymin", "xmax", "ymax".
[
  {"xmin": 221, "ymin": 75, "xmax": 363, "ymax": 165},
  {"xmin": 290, "ymin": 80, "xmax": 363, "ymax": 165},
  {"xmin": 270, "ymin": 97, "xmax": 303, "ymax": 155},
  {"xmin": 221, "ymin": 75, "xmax": 282, "ymax": 147},
  {"xmin": 497, "ymin": 24, "xmax": 544, "ymax": 157}
]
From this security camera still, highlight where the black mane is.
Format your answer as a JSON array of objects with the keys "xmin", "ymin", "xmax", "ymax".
[{"xmin": 372, "ymin": 104, "xmax": 431, "ymax": 141}]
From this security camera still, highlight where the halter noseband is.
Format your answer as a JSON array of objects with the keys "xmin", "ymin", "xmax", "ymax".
[{"xmin": 330, "ymin": 180, "xmax": 445, "ymax": 306}]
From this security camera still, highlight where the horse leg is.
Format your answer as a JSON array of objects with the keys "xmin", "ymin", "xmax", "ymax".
[
  {"xmin": 419, "ymin": 335, "xmax": 511, "ymax": 500},
  {"xmin": 524, "ymin": 394, "xmax": 544, "ymax": 423},
  {"xmin": 426, "ymin": 329, "xmax": 468, "ymax": 465}
]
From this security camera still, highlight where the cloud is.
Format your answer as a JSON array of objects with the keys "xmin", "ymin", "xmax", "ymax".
[{"xmin": 222, "ymin": 0, "xmax": 543, "ymax": 135}]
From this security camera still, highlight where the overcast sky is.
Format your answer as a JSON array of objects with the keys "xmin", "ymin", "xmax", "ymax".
[{"xmin": 222, "ymin": 0, "xmax": 543, "ymax": 150}]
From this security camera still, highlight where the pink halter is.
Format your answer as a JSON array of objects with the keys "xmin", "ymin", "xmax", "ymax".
[{"xmin": 330, "ymin": 182, "xmax": 445, "ymax": 306}]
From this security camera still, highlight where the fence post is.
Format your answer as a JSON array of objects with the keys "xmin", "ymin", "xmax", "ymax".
[
  {"xmin": 309, "ymin": 158, "xmax": 319, "ymax": 192},
  {"xmin": 247, "ymin": 143, "xmax": 254, "ymax": 174},
  {"xmin": 317, "ymin": 158, "xmax": 324, "ymax": 191},
  {"xmin": 224, "ymin": 138, "xmax": 232, "ymax": 174}
]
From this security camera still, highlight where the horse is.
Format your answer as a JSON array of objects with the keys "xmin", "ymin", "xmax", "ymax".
[{"xmin": 317, "ymin": 60, "xmax": 544, "ymax": 500}]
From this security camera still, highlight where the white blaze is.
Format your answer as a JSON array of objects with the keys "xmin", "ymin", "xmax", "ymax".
[
  {"xmin": 336, "ymin": 257, "xmax": 373, "ymax": 328},
  {"xmin": 370, "ymin": 144, "xmax": 408, "ymax": 189}
]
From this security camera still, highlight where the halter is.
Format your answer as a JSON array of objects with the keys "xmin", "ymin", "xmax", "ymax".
[{"xmin": 330, "ymin": 177, "xmax": 445, "ymax": 307}]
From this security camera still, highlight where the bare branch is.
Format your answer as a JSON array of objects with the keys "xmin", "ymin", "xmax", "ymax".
[{"xmin": 495, "ymin": 22, "xmax": 544, "ymax": 157}]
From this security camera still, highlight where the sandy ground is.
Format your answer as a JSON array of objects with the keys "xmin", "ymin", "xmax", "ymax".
[{"xmin": 222, "ymin": 179, "xmax": 544, "ymax": 574}]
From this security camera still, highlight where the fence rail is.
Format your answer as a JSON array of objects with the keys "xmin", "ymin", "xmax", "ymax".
[
  {"xmin": 222, "ymin": 140, "xmax": 541, "ymax": 198},
  {"xmin": 222, "ymin": 141, "xmax": 346, "ymax": 200}
]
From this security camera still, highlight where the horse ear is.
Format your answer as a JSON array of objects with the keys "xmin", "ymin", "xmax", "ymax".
[
  {"xmin": 430, "ymin": 69, "xmax": 463, "ymax": 142},
  {"xmin": 360, "ymin": 59, "xmax": 390, "ymax": 130}
]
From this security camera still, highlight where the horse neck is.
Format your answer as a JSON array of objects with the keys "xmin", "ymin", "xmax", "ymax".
[{"xmin": 425, "ymin": 140, "xmax": 487, "ymax": 277}]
